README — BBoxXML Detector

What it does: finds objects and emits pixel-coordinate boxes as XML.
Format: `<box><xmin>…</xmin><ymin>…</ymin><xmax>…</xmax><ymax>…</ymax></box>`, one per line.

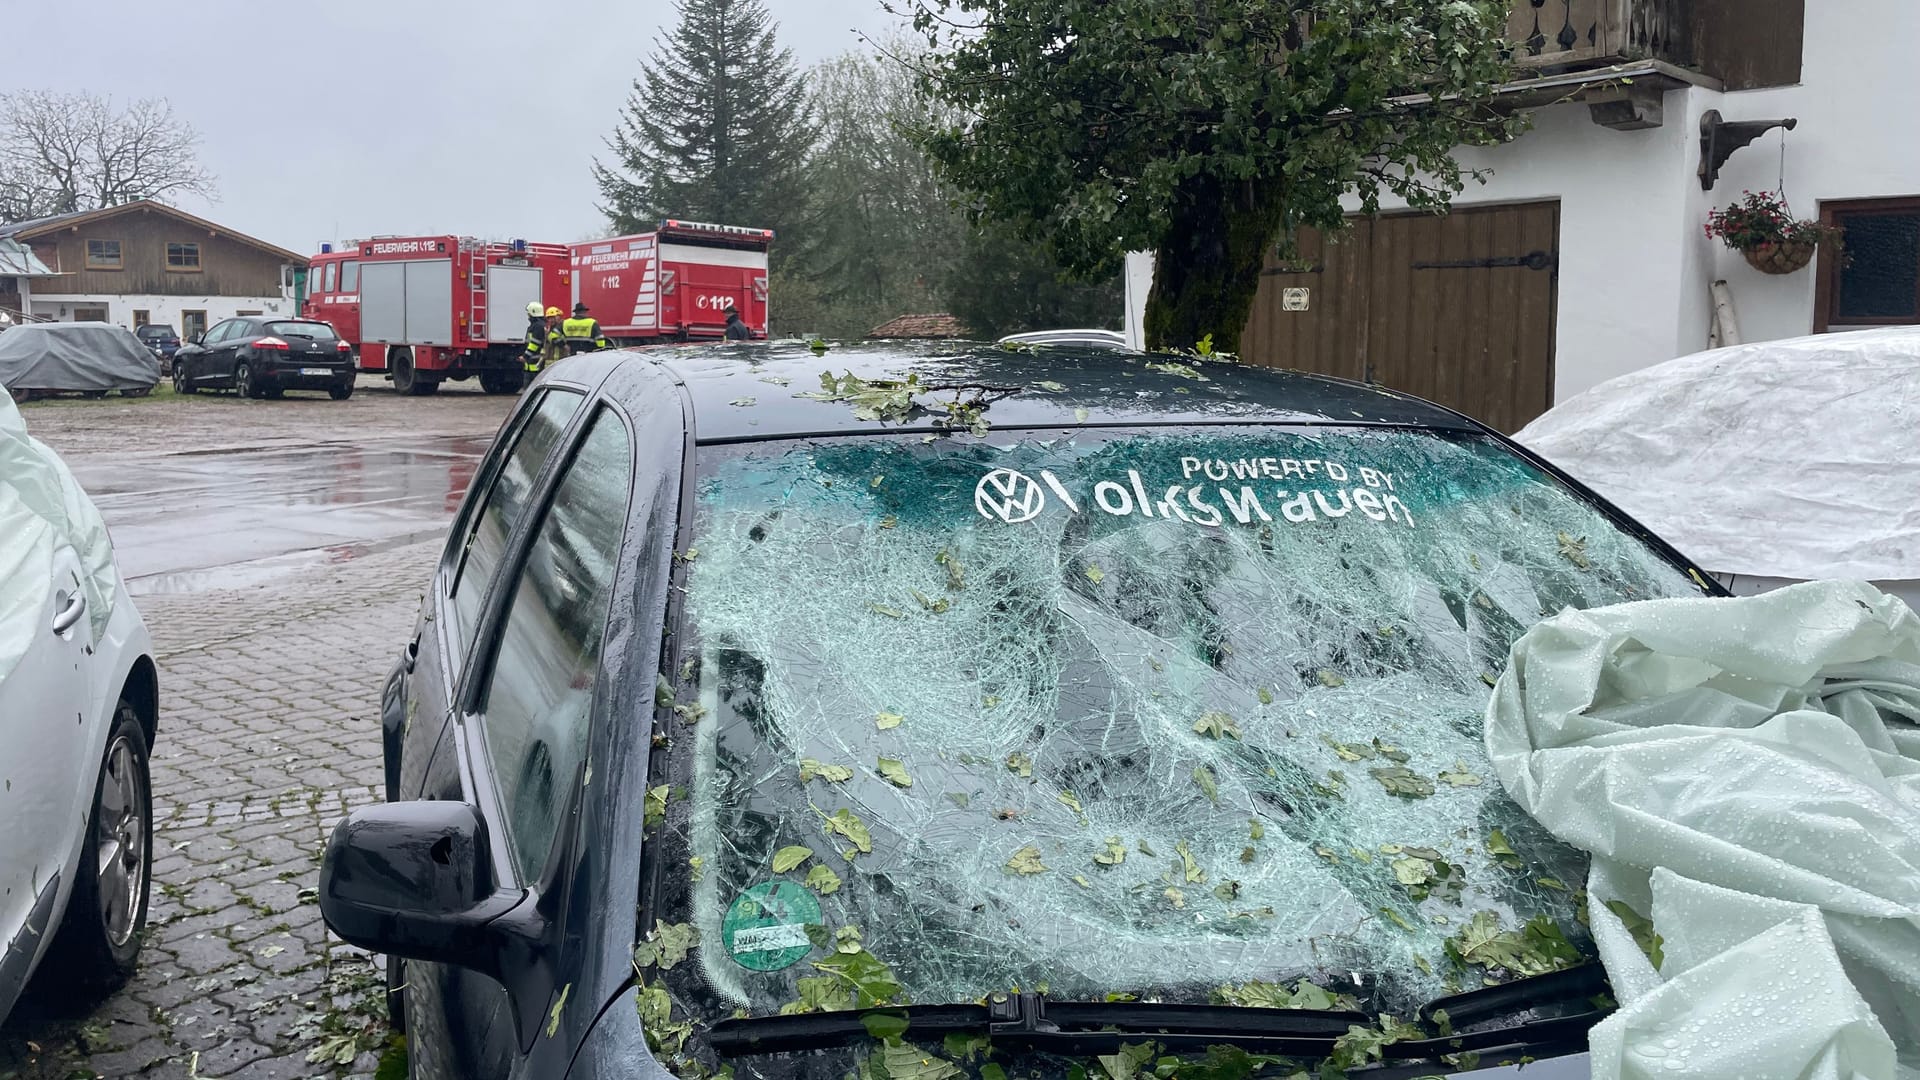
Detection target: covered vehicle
<box><xmin>320</xmin><ymin>342</ymin><xmax>1717</xmax><ymax>1079</ymax></box>
<box><xmin>1514</xmin><ymin>327</ymin><xmax>1920</xmax><ymax>611</ymax></box>
<box><xmin>0</xmin><ymin>390</ymin><xmax>158</xmax><ymax>1022</ymax></box>
<box><xmin>0</xmin><ymin>322</ymin><xmax>161</xmax><ymax>399</ymax></box>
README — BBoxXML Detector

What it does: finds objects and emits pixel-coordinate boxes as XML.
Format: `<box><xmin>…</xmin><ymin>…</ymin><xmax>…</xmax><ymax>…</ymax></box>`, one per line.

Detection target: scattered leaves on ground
<box><xmin>1094</xmin><ymin>837</ymin><xmax>1128</xmax><ymax>866</ymax></box>
<box><xmin>1006</xmin><ymin>751</ymin><xmax>1034</xmax><ymax>778</ymax></box>
<box><xmin>1176</xmin><ymin>841</ymin><xmax>1207</xmax><ymax>883</ymax></box>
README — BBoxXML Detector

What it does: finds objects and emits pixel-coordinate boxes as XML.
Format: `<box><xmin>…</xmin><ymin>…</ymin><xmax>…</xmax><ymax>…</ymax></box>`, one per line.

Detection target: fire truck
<box><xmin>304</xmin><ymin>236</ymin><xmax>571</xmax><ymax>395</ymax></box>
<box><xmin>569</xmin><ymin>220</ymin><xmax>771</xmax><ymax>345</ymax></box>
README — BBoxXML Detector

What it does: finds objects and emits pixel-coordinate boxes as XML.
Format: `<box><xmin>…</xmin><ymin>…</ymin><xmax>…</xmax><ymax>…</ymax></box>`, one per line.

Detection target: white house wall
<box><xmin>26</xmin><ymin>293</ymin><xmax>295</xmax><ymax>332</ymax></box>
<box><xmin>1696</xmin><ymin>0</ymin><xmax>1920</xmax><ymax>346</ymax></box>
<box><xmin>1122</xmin><ymin>0</ymin><xmax>1920</xmax><ymax>402</ymax></box>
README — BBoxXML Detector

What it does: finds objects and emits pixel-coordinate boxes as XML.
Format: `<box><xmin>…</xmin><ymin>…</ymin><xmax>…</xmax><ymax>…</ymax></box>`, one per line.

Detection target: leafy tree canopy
<box><xmin>896</xmin><ymin>0</ymin><xmax>1521</xmax><ymax>351</ymax></box>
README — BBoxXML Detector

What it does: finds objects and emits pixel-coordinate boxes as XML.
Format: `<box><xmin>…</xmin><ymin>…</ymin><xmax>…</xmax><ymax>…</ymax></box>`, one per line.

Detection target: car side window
<box><xmin>476</xmin><ymin>409</ymin><xmax>633</xmax><ymax>883</ymax></box>
<box><xmin>447</xmin><ymin>389</ymin><xmax>585</xmax><ymax>658</ymax></box>
<box><xmin>204</xmin><ymin>320</ymin><xmax>232</xmax><ymax>344</ymax></box>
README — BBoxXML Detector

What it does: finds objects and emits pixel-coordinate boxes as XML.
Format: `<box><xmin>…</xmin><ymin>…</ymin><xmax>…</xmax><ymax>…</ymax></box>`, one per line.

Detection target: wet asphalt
<box><xmin>67</xmin><ymin>435</ymin><xmax>494</xmax><ymax>597</ymax></box>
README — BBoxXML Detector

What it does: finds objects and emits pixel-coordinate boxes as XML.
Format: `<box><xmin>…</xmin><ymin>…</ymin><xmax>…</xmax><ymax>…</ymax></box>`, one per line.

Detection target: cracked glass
<box><xmin>642</xmin><ymin>425</ymin><xmax>1701</xmax><ymax>1074</ymax></box>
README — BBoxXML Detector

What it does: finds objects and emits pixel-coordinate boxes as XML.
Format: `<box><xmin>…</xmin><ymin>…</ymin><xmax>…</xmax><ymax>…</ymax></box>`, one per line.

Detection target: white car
<box><xmin>0</xmin><ymin>391</ymin><xmax>157</xmax><ymax>1022</ymax></box>
<box><xmin>1515</xmin><ymin>327</ymin><xmax>1920</xmax><ymax>612</ymax></box>
<box><xmin>996</xmin><ymin>328</ymin><xmax>1131</xmax><ymax>350</ymax></box>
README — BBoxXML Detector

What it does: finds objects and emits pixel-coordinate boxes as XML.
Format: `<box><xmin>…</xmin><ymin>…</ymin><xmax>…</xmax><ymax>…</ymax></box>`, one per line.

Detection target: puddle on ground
<box><xmin>127</xmin><ymin>528</ymin><xmax>445</xmax><ymax>597</ymax></box>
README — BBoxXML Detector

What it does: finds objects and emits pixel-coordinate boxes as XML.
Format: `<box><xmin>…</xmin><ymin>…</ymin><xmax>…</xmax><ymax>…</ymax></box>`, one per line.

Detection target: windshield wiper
<box><xmin>708</xmin><ymin>990</ymin><xmax>1368</xmax><ymax>1058</ymax></box>
<box><xmin>1383</xmin><ymin>964</ymin><xmax>1612</xmax><ymax>1061</ymax></box>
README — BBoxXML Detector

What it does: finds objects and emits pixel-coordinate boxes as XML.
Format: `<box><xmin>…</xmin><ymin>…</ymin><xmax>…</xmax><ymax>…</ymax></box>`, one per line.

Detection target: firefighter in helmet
<box><xmin>543</xmin><ymin>307</ymin><xmax>567</xmax><ymax>367</ymax></box>
<box><xmin>562</xmin><ymin>302</ymin><xmax>610</xmax><ymax>355</ymax></box>
<box><xmin>521</xmin><ymin>300</ymin><xmax>547</xmax><ymax>387</ymax></box>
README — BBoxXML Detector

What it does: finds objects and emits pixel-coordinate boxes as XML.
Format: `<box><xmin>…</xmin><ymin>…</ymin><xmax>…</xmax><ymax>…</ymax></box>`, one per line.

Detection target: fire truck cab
<box><xmin>305</xmin><ymin>236</ymin><xmax>570</xmax><ymax>395</ymax></box>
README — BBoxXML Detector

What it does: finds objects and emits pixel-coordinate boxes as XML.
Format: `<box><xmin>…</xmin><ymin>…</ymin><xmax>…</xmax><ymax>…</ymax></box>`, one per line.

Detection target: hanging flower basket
<box><xmin>1742</xmin><ymin>240</ymin><xmax>1816</xmax><ymax>275</ymax></box>
<box><xmin>1705</xmin><ymin>191</ymin><xmax>1841</xmax><ymax>276</ymax></box>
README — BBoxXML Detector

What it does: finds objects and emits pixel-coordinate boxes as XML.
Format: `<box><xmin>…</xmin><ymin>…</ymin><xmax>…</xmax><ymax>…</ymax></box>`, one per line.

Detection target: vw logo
<box><xmin>975</xmin><ymin>469</ymin><xmax>1046</xmax><ymax>524</ymax></box>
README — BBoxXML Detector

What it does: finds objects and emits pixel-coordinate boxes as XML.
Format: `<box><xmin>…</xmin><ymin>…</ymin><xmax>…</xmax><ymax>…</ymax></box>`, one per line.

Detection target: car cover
<box><xmin>1513</xmin><ymin>328</ymin><xmax>1920</xmax><ymax>588</ymax></box>
<box><xmin>0</xmin><ymin>389</ymin><xmax>117</xmax><ymax>688</ymax></box>
<box><xmin>0</xmin><ymin>322</ymin><xmax>160</xmax><ymax>393</ymax></box>
<box><xmin>1487</xmin><ymin>580</ymin><xmax>1920</xmax><ymax>1079</ymax></box>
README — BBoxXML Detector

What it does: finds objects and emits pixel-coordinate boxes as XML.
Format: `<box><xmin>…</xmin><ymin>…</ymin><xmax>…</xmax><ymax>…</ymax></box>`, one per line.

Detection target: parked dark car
<box><xmin>319</xmin><ymin>342</ymin><xmax>1718</xmax><ymax>1080</ymax></box>
<box><xmin>172</xmin><ymin>317</ymin><xmax>356</xmax><ymax>400</ymax></box>
<box><xmin>134</xmin><ymin>324</ymin><xmax>180</xmax><ymax>373</ymax></box>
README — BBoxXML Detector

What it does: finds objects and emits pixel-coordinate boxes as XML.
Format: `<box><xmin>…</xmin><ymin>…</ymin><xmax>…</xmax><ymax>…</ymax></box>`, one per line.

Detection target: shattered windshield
<box><xmin>639</xmin><ymin>425</ymin><xmax>1699</xmax><ymax>1075</ymax></box>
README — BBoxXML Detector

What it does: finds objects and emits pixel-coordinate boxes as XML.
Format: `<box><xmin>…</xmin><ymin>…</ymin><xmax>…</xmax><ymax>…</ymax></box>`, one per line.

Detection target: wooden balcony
<box><xmin>1508</xmin><ymin>0</ymin><xmax>1692</xmax><ymax>73</ymax></box>
<box><xmin>1505</xmin><ymin>0</ymin><xmax>1803</xmax><ymax>92</ymax></box>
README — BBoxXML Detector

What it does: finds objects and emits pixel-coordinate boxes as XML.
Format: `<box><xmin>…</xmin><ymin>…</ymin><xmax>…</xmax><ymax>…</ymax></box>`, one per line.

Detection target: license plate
<box><xmin>300</xmin><ymin>367</ymin><xmax>331</xmax><ymax>376</ymax></box>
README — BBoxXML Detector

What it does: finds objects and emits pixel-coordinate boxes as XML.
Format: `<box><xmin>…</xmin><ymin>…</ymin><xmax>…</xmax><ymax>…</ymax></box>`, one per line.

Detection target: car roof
<box><xmin>615</xmin><ymin>339</ymin><xmax>1482</xmax><ymax>443</ymax></box>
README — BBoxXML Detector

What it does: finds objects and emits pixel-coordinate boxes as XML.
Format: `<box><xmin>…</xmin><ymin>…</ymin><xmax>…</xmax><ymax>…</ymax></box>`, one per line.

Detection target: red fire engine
<box><xmin>304</xmin><ymin>236</ymin><xmax>571</xmax><ymax>395</ymax></box>
<box><xmin>569</xmin><ymin>220</ymin><xmax>771</xmax><ymax>344</ymax></box>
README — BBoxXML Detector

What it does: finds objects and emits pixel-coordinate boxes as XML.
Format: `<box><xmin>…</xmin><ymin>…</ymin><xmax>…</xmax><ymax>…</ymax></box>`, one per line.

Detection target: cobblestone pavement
<box><xmin>2</xmin><ymin>383</ymin><xmax>513</xmax><ymax>1079</ymax></box>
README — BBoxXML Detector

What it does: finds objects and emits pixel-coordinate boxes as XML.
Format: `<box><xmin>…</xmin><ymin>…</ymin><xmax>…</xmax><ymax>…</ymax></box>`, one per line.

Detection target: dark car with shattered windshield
<box><xmin>319</xmin><ymin>341</ymin><xmax>1714</xmax><ymax>1080</ymax></box>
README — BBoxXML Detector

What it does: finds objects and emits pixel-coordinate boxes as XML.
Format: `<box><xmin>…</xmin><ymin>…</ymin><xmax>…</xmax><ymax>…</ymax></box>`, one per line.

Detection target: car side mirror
<box><xmin>319</xmin><ymin>801</ymin><xmax>524</xmax><ymax>978</ymax></box>
<box><xmin>189</xmin><ymin>333</ymin><xmax>204</xmax><ymax>345</ymax></box>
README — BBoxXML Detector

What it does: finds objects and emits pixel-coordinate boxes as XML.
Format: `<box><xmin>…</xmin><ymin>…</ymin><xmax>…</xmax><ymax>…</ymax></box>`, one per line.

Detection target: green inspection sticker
<box><xmin>721</xmin><ymin>881</ymin><xmax>822</xmax><ymax>972</ymax></box>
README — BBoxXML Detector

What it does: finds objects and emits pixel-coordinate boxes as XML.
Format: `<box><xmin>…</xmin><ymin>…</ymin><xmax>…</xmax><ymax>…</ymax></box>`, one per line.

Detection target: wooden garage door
<box><xmin>1242</xmin><ymin>202</ymin><xmax>1560</xmax><ymax>434</ymax></box>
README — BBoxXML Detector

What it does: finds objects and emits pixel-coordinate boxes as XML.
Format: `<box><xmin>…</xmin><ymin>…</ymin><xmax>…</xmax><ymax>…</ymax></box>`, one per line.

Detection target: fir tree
<box><xmin>594</xmin><ymin>0</ymin><xmax>814</xmax><ymax>256</ymax></box>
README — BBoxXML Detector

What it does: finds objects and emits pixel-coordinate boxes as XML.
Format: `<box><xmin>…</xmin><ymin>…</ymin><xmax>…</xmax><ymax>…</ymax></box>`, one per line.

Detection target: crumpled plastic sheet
<box><xmin>1486</xmin><ymin>580</ymin><xmax>1920</xmax><ymax>1079</ymax></box>
<box><xmin>0</xmin><ymin>390</ymin><xmax>116</xmax><ymax>686</ymax></box>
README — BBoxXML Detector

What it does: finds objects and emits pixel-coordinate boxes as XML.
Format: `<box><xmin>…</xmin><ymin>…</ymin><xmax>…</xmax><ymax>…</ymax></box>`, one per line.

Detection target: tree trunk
<box><xmin>1142</xmin><ymin>175</ymin><xmax>1288</xmax><ymax>355</ymax></box>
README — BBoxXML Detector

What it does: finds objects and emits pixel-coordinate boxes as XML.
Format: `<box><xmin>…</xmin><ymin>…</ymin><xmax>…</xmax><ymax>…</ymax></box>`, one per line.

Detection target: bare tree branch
<box><xmin>0</xmin><ymin>90</ymin><xmax>216</xmax><ymax>223</ymax></box>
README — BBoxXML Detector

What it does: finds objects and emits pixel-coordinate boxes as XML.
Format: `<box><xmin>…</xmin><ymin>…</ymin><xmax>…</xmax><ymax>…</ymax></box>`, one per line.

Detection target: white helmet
<box><xmin>527</xmin><ymin>300</ymin><xmax>544</xmax><ymax>318</ymax></box>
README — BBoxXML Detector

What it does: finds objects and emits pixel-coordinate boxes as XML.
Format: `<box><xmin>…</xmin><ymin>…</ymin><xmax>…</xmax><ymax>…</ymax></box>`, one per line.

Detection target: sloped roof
<box><xmin>0</xmin><ymin>200</ymin><xmax>303</xmax><ymax>263</ymax></box>
<box><xmin>0</xmin><ymin>238</ymin><xmax>56</xmax><ymax>277</ymax></box>
<box><xmin>867</xmin><ymin>312</ymin><xmax>973</xmax><ymax>339</ymax></box>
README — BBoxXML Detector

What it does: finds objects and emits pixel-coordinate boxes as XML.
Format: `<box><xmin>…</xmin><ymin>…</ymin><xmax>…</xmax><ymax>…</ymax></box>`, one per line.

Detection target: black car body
<box><xmin>320</xmin><ymin>342</ymin><xmax>1719</xmax><ymax>1080</ymax></box>
<box><xmin>134</xmin><ymin>324</ymin><xmax>180</xmax><ymax>372</ymax></box>
<box><xmin>172</xmin><ymin>316</ymin><xmax>356</xmax><ymax>399</ymax></box>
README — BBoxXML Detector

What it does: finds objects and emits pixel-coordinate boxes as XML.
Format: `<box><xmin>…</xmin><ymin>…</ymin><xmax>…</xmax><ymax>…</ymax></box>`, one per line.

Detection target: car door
<box><xmin>396</xmin><ymin>387</ymin><xmax>591</xmax><ymax>805</ymax></box>
<box><xmin>0</xmin><ymin>545</ymin><xmax>98</xmax><ymax>1014</ymax></box>
<box><xmin>221</xmin><ymin>320</ymin><xmax>259</xmax><ymax>382</ymax></box>
<box><xmin>188</xmin><ymin>320</ymin><xmax>231</xmax><ymax>386</ymax></box>
<box><xmin>407</xmin><ymin>406</ymin><xmax>635</xmax><ymax>1080</ymax></box>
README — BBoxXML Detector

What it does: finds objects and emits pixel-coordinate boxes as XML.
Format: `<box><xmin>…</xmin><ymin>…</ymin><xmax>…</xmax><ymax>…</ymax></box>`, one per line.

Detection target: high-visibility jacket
<box><xmin>543</xmin><ymin>322</ymin><xmax>567</xmax><ymax>366</ymax></box>
<box><xmin>562</xmin><ymin>317</ymin><xmax>609</xmax><ymax>354</ymax></box>
<box><xmin>523</xmin><ymin>318</ymin><xmax>547</xmax><ymax>372</ymax></box>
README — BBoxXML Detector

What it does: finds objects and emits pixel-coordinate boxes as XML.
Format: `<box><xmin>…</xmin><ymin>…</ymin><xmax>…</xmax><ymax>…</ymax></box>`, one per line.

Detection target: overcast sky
<box><xmin>5</xmin><ymin>0</ymin><xmax>902</xmax><ymax>253</ymax></box>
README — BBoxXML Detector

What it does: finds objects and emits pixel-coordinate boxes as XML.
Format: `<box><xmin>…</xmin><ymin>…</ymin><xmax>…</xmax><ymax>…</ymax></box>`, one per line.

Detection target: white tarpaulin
<box><xmin>1487</xmin><ymin>581</ymin><xmax>1920</xmax><ymax>1079</ymax></box>
<box><xmin>1513</xmin><ymin>328</ymin><xmax>1920</xmax><ymax>586</ymax></box>
<box><xmin>0</xmin><ymin>388</ymin><xmax>116</xmax><ymax>687</ymax></box>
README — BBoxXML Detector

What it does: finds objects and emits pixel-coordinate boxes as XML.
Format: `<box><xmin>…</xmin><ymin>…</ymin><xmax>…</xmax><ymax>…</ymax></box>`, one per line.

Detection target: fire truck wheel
<box><xmin>479</xmin><ymin>371</ymin><xmax>520</xmax><ymax>395</ymax></box>
<box><xmin>391</xmin><ymin>349</ymin><xmax>438</xmax><ymax>396</ymax></box>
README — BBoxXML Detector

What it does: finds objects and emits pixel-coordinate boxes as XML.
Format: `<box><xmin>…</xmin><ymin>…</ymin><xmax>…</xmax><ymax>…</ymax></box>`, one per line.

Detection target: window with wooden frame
<box><xmin>1816</xmin><ymin>196</ymin><xmax>1920</xmax><ymax>331</ymax></box>
<box><xmin>85</xmin><ymin>239</ymin><xmax>123</xmax><ymax>269</ymax></box>
<box><xmin>166</xmin><ymin>241</ymin><xmax>202</xmax><ymax>271</ymax></box>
